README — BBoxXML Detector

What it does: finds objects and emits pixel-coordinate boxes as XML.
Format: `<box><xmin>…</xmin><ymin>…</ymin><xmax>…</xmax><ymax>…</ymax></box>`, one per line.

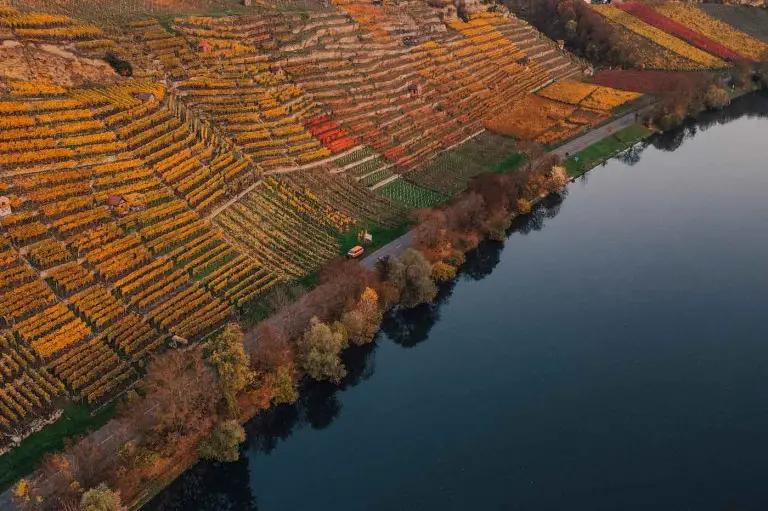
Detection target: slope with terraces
<box><xmin>166</xmin><ymin>6</ymin><xmax>584</xmax><ymax>191</ymax></box>
<box><xmin>0</xmin><ymin>0</ymin><xmax>589</xmax><ymax>452</ymax></box>
<box><xmin>0</xmin><ymin>77</ymin><xmax>292</xmax><ymax>440</ymax></box>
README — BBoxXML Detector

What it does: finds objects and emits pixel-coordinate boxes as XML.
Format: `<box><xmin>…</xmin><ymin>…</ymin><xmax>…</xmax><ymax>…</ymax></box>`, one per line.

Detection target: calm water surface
<box><xmin>149</xmin><ymin>94</ymin><xmax>768</xmax><ymax>511</ymax></box>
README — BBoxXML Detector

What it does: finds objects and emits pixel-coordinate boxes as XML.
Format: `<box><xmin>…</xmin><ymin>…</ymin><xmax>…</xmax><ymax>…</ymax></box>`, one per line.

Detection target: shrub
<box><xmin>104</xmin><ymin>53</ymin><xmax>132</xmax><ymax>77</ymax></box>
<box><xmin>485</xmin><ymin>215</ymin><xmax>512</xmax><ymax>242</ymax></box>
<box><xmin>704</xmin><ymin>85</ymin><xmax>731</xmax><ymax>109</ymax></box>
<box><xmin>295</xmin><ymin>317</ymin><xmax>347</xmax><ymax>382</ymax></box>
<box><xmin>207</xmin><ymin>323</ymin><xmax>251</xmax><ymax>415</ymax></box>
<box><xmin>270</xmin><ymin>365</ymin><xmax>299</xmax><ymax>405</ymax></box>
<box><xmin>432</xmin><ymin>262</ymin><xmax>457</xmax><ymax>281</ymax></box>
<box><xmin>81</xmin><ymin>484</ymin><xmax>121</xmax><ymax>511</ymax></box>
<box><xmin>387</xmin><ymin>249</ymin><xmax>437</xmax><ymax>309</ymax></box>
<box><xmin>444</xmin><ymin>249</ymin><xmax>466</xmax><ymax>267</ymax></box>
<box><xmin>199</xmin><ymin>420</ymin><xmax>246</xmax><ymax>463</ymax></box>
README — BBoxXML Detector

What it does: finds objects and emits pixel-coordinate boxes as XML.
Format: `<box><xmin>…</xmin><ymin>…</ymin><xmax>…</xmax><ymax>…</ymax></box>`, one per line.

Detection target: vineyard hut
<box><xmin>408</xmin><ymin>82</ymin><xmax>423</xmax><ymax>97</ymax></box>
<box><xmin>107</xmin><ymin>193</ymin><xmax>127</xmax><ymax>215</ymax></box>
<box><xmin>123</xmin><ymin>193</ymin><xmax>146</xmax><ymax>215</ymax></box>
<box><xmin>107</xmin><ymin>194</ymin><xmax>124</xmax><ymax>208</ymax></box>
<box><xmin>107</xmin><ymin>193</ymin><xmax>146</xmax><ymax>216</ymax></box>
<box><xmin>0</xmin><ymin>196</ymin><xmax>10</xmax><ymax>218</ymax></box>
<box><xmin>171</xmin><ymin>335</ymin><xmax>189</xmax><ymax>347</ymax></box>
<box><xmin>243</xmin><ymin>0</ymin><xmax>252</xmax><ymax>5</ymax></box>
<box><xmin>137</xmin><ymin>92</ymin><xmax>156</xmax><ymax>102</ymax></box>
<box><xmin>198</xmin><ymin>41</ymin><xmax>213</xmax><ymax>54</ymax></box>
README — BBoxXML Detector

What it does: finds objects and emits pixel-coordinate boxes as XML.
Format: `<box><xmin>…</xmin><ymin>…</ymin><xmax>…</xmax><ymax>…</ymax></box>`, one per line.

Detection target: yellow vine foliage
<box><xmin>593</xmin><ymin>5</ymin><xmax>724</xmax><ymax>68</ymax></box>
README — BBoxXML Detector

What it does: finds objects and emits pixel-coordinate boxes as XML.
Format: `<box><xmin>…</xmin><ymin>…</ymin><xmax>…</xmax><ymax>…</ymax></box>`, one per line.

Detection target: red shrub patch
<box><xmin>591</xmin><ymin>70</ymin><xmax>712</xmax><ymax>94</ymax></box>
<box><xmin>304</xmin><ymin>115</ymin><xmax>358</xmax><ymax>154</ymax></box>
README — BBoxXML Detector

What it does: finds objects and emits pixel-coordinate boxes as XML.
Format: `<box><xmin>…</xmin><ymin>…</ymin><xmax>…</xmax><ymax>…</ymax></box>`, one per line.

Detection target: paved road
<box><xmin>551</xmin><ymin>112</ymin><xmax>637</xmax><ymax>159</ymax></box>
<box><xmin>360</xmin><ymin>231</ymin><xmax>413</xmax><ymax>269</ymax></box>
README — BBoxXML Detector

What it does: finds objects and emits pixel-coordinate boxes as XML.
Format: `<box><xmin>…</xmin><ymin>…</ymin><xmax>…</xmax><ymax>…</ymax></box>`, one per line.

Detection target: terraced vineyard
<box><xmin>376</xmin><ymin>179</ymin><xmax>447</xmax><ymax>210</ymax></box>
<box><xmin>593</xmin><ymin>4</ymin><xmax>725</xmax><ymax>69</ymax></box>
<box><xmin>591</xmin><ymin>2</ymin><xmax>768</xmax><ymax>70</ymax></box>
<box><xmin>0</xmin><ymin>77</ymin><xmax>280</xmax><ymax>440</ymax></box>
<box><xmin>0</xmin><ymin>0</ymin><xmax>762</xmax><ymax>456</ymax></box>
<box><xmin>483</xmin><ymin>81</ymin><xmax>639</xmax><ymax>146</ymax></box>
<box><xmin>652</xmin><ymin>3</ymin><xmax>768</xmax><ymax>61</ymax></box>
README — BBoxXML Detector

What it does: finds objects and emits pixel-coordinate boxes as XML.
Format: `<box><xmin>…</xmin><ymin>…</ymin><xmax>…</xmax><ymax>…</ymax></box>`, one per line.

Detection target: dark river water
<box><xmin>148</xmin><ymin>93</ymin><xmax>768</xmax><ymax>511</ymax></box>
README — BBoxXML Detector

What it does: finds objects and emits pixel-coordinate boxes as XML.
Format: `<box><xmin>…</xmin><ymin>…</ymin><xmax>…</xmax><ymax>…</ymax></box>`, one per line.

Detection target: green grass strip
<box><xmin>0</xmin><ymin>401</ymin><xmax>115</xmax><ymax>491</ymax></box>
<box><xmin>564</xmin><ymin>125</ymin><xmax>653</xmax><ymax>177</ymax></box>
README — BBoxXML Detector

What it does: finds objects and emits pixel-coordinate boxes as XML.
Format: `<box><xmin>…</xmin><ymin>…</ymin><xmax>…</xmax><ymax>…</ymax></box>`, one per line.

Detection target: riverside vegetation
<box><xmin>11</xmin><ymin>162</ymin><xmax>568</xmax><ymax>511</ymax></box>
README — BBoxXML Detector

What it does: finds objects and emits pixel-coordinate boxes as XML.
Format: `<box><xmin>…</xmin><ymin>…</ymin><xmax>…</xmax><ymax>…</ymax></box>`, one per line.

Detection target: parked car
<box><xmin>347</xmin><ymin>245</ymin><xmax>365</xmax><ymax>258</ymax></box>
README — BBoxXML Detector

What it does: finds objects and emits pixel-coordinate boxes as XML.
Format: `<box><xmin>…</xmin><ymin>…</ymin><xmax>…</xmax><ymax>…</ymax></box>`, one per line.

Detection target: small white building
<box><xmin>0</xmin><ymin>196</ymin><xmax>11</xmax><ymax>218</ymax></box>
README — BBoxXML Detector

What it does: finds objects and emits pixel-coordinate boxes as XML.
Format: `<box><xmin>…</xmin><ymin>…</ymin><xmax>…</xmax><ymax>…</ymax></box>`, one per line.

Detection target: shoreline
<box><xmin>161</xmin><ymin>92</ymin><xmax>768</xmax><ymax>510</ymax></box>
<box><xmin>0</xmin><ymin>108</ymin><xmax>648</xmax><ymax>511</ymax></box>
<box><xmin>7</xmin><ymin>88</ymin><xmax>744</xmax><ymax>508</ymax></box>
<box><xmin>127</xmin><ymin>110</ymin><xmax>654</xmax><ymax>510</ymax></box>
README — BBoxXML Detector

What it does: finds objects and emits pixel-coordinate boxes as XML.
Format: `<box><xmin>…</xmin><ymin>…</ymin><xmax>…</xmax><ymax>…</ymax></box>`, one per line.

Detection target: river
<box><xmin>148</xmin><ymin>93</ymin><xmax>768</xmax><ymax>511</ymax></box>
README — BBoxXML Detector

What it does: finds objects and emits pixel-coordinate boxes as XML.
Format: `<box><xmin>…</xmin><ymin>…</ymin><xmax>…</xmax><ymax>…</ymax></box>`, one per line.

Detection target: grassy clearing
<box><xmin>337</xmin><ymin>220</ymin><xmax>415</xmax><ymax>257</ymax></box>
<box><xmin>264</xmin><ymin>220</ymin><xmax>414</xmax><ymax>301</ymax></box>
<box><xmin>564</xmin><ymin>124</ymin><xmax>653</xmax><ymax>177</ymax></box>
<box><xmin>491</xmin><ymin>152</ymin><xmax>525</xmax><ymax>174</ymax></box>
<box><xmin>0</xmin><ymin>401</ymin><xmax>114</xmax><ymax>491</ymax></box>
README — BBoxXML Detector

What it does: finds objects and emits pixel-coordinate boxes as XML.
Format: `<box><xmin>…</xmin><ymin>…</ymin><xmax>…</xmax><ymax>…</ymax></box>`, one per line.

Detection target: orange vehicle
<box><xmin>347</xmin><ymin>245</ymin><xmax>364</xmax><ymax>258</ymax></box>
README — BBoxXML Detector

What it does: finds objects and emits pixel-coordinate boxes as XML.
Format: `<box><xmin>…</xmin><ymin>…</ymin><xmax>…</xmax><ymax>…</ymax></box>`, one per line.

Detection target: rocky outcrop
<box><xmin>0</xmin><ymin>39</ymin><xmax>117</xmax><ymax>90</ymax></box>
<box><xmin>454</xmin><ymin>0</ymin><xmax>485</xmax><ymax>20</ymax></box>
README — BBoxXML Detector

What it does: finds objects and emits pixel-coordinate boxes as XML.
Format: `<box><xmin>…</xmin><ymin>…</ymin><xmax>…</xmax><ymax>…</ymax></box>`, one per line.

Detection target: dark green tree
<box><xmin>388</xmin><ymin>249</ymin><xmax>438</xmax><ymax>309</ymax></box>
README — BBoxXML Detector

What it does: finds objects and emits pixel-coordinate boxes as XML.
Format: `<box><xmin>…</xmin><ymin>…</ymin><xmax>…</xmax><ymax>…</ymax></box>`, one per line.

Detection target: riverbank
<box><xmin>563</xmin><ymin>124</ymin><xmax>654</xmax><ymax>178</ymax></box>
<box><xmin>147</xmin><ymin>90</ymin><xmax>768</xmax><ymax>511</ymax></box>
<box><xmin>125</xmin><ymin>112</ymin><xmax>651</xmax><ymax>510</ymax></box>
<box><xmin>0</xmin><ymin>96</ymin><xmax>707</xmax><ymax>508</ymax></box>
<box><xmin>129</xmin><ymin>90</ymin><xmax>766</xmax><ymax>509</ymax></box>
<box><xmin>143</xmin><ymin>116</ymin><xmax>654</xmax><ymax>502</ymax></box>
